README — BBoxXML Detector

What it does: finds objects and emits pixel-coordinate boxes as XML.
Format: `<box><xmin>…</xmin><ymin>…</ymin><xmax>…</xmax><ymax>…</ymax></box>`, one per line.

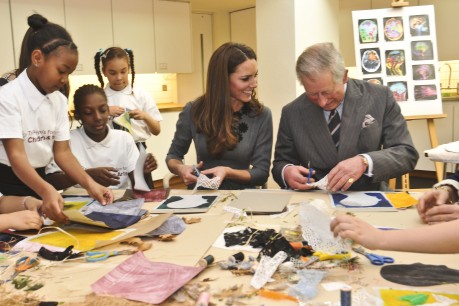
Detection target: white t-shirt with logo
<box><xmin>105</xmin><ymin>84</ymin><xmax>163</xmax><ymax>142</ymax></box>
<box><xmin>46</xmin><ymin>127</ymin><xmax>139</xmax><ymax>189</ymax></box>
<box><xmin>0</xmin><ymin>70</ymin><xmax>70</xmax><ymax>168</ymax></box>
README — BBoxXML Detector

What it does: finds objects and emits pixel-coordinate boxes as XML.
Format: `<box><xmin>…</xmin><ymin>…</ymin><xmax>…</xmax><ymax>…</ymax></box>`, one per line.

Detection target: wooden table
<box><xmin>1</xmin><ymin>189</ymin><xmax>459</xmax><ymax>305</ymax></box>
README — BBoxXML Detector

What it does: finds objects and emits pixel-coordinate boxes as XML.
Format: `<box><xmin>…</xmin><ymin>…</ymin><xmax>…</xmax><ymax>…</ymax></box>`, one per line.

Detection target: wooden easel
<box><xmin>389</xmin><ymin>114</ymin><xmax>447</xmax><ymax>191</ymax></box>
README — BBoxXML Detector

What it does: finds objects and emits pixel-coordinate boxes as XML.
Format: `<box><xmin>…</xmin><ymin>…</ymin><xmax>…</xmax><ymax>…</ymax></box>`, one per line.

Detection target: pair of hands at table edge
<box><xmin>417</xmin><ymin>185</ymin><xmax>459</xmax><ymax>224</ymax></box>
<box><xmin>284</xmin><ymin>155</ymin><xmax>367</xmax><ymax>191</ymax></box>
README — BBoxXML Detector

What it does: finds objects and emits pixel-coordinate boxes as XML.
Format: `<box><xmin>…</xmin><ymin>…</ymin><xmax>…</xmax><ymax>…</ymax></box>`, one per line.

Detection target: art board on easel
<box><xmin>352</xmin><ymin>5</ymin><xmax>442</xmax><ymax>116</ymax></box>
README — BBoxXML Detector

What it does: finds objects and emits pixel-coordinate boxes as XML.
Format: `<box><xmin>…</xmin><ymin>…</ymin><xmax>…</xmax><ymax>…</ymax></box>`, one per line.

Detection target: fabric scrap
<box><xmin>91</xmin><ymin>251</ymin><xmax>204</xmax><ymax>304</ymax></box>
<box><xmin>381</xmin><ymin>263</ymin><xmax>459</xmax><ymax>286</ymax></box>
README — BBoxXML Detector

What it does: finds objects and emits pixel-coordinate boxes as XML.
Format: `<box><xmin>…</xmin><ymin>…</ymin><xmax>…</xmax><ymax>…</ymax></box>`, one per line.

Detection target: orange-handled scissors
<box><xmin>15</xmin><ymin>256</ymin><xmax>40</xmax><ymax>273</ymax></box>
<box><xmin>10</xmin><ymin>256</ymin><xmax>40</xmax><ymax>280</ymax></box>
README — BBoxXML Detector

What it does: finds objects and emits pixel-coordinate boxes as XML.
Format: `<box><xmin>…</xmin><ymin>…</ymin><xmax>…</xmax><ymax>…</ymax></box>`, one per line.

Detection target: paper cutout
<box><xmin>300</xmin><ymin>202</ymin><xmax>350</xmax><ymax>254</ymax></box>
<box><xmin>152</xmin><ymin>195</ymin><xmax>219</xmax><ymax>213</ymax></box>
<box><xmin>330</xmin><ymin>192</ymin><xmax>396</xmax><ymax>211</ymax></box>
<box><xmin>308</xmin><ymin>175</ymin><xmax>328</xmax><ymax>190</ymax></box>
<box><xmin>91</xmin><ymin>252</ymin><xmax>204</xmax><ymax>304</ymax></box>
<box><xmin>113</xmin><ymin>112</ymin><xmax>134</xmax><ymax>134</ymax></box>
<box><xmin>133</xmin><ymin>145</ymin><xmax>150</xmax><ymax>192</ymax></box>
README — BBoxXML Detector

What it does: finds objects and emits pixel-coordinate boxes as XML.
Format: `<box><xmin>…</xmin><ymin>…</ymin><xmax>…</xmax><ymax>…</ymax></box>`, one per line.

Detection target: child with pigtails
<box><xmin>94</xmin><ymin>47</ymin><xmax>162</xmax><ymax>188</ymax></box>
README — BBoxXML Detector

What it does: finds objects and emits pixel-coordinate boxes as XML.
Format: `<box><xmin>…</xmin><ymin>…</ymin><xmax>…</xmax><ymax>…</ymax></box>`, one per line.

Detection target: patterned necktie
<box><xmin>328</xmin><ymin>109</ymin><xmax>341</xmax><ymax>148</ymax></box>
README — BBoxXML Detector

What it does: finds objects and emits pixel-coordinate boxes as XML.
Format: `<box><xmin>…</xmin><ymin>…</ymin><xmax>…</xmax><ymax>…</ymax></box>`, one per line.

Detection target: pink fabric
<box><xmin>91</xmin><ymin>252</ymin><xmax>204</xmax><ymax>304</ymax></box>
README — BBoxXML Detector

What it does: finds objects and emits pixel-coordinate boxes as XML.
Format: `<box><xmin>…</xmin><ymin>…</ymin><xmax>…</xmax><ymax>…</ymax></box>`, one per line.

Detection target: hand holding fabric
<box><xmin>143</xmin><ymin>153</ymin><xmax>158</xmax><ymax>174</ymax></box>
<box><xmin>284</xmin><ymin>165</ymin><xmax>315</xmax><ymax>190</ymax></box>
<box><xmin>330</xmin><ymin>214</ymin><xmax>382</xmax><ymax>250</ymax></box>
<box><xmin>327</xmin><ymin>156</ymin><xmax>366</xmax><ymax>192</ymax></box>
<box><xmin>40</xmin><ymin>186</ymin><xmax>67</xmax><ymax>222</ymax></box>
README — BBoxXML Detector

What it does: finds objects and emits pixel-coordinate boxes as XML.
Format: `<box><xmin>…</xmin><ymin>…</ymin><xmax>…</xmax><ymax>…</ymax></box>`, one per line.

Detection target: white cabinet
<box><xmin>0</xmin><ymin>0</ymin><xmax>14</xmax><ymax>73</ymax></box>
<box><xmin>112</xmin><ymin>0</ymin><xmax>156</xmax><ymax>73</ymax></box>
<box><xmin>153</xmin><ymin>0</ymin><xmax>193</xmax><ymax>73</ymax></box>
<box><xmin>64</xmin><ymin>0</ymin><xmax>112</xmax><ymax>75</ymax></box>
<box><xmin>10</xmin><ymin>0</ymin><xmax>65</xmax><ymax>69</ymax></box>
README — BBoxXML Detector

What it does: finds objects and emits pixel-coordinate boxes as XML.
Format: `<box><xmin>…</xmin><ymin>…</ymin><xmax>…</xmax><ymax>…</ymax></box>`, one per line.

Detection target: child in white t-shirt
<box><xmin>94</xmin><ymin>47</ymin><xmax>162</xmax><ymax>142</ymax></box>
<box><xmin>0</xmin><ymin>14</ymin><xmax>113</xmax><ymax>223</ymax></box>
<box><xmin>46</xmin><ymin>85</ymin><xmax>157</xmax><ymax>190</ymax></box>
<box><xmin>94</xmin><ymin>47</ymin><xmax>162</xmax><ymax>188</ymax></box>
<box><xmin>0</xmin><ymin>193</ymin><xmax>43</xmax><ymax>231</ymax></box>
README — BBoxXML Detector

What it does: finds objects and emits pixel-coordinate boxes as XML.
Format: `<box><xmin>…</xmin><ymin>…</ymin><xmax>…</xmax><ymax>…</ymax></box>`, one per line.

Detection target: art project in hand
<box><xmin>92</xmin><ymin>251</ymin><xmax>204</xmax><ymax>304</ymax></box>
<box><xmin>63</xmin><ymin>197</ymin><xmax>148</xmax><ymax>229</ymax></box>
<box><xmin>152</xmin><ymin>195</ymin><xmax>219</xmax><ymax>213</ymax></box>
<box><xmin>113</xmin><ymin>111</ymin><xmax>134</xmax><ymax>134</ymax></box>
<box><xmin>330</xmin><ymin>191</ymin><xmax>396</xmax><ymax>211</ymax></box>
<box><xmin>133</xmin><ymin>144</ymin><xmax>150</xmax><ymax>192</ymax></box>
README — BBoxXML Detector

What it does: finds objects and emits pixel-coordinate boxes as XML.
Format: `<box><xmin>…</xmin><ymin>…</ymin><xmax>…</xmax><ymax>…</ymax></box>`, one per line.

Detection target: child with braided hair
<box><xmin>94</xmin><ymin>47</ymin><xmax>162</xmax><ymax>188</ymax></box>
<box><xmin>0</xmin><ymin>14</ymin><xmax>113</xmax><ymax>223</ymax></box>
<box><xmin>94</xmin><ymin>47</ymin><xmax>162</xmax><ymax>140</ymax></box>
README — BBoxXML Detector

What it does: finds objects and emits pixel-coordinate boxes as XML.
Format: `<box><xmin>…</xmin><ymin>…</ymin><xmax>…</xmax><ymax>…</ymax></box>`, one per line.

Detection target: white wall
<box><xmin>256</xmin><ymin>0</ymin><xmax>339</xmax><ymax>188</ymax></box>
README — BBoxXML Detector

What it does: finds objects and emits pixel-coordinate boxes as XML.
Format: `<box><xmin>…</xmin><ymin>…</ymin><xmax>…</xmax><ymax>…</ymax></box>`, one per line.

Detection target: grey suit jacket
<box><xmin>272</xmin><ymin>78</ymin><xmax>419</xmax><ymax>190</ymax></box>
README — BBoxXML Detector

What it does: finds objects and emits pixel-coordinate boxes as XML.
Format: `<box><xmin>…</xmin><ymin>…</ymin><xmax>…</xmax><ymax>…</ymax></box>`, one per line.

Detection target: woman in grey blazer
<box><xmin>166</xmin><ymin>43</ymin><xmax>273</xmax><ymax>190</ymax></box>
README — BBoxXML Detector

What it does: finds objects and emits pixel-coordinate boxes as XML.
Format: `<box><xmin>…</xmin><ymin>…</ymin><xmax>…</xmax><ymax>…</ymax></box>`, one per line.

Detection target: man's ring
<box><xmin>348</xmin><ymin>178</ymin><xmax>354</xmax><ymax>184</ymax></box>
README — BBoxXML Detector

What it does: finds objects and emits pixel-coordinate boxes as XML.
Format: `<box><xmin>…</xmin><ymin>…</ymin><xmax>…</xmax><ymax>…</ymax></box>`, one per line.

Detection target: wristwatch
<box><xmin>434</xmin><ymin>185</ymin><xmax>455</xmax><ymax>204</ymax></box>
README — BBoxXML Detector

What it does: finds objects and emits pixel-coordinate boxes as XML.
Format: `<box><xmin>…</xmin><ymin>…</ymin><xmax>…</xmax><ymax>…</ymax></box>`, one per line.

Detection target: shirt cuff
<box><xmin>281</xmin><ymin>164</ymin><xmax>294</xmax><ymax>189</ymax></box>
<box><xmin>434</xmin><ymin>179</ymin><xmax>459</xmax><ymax>198</ymax></box>
<box><xmin>359</xmin><ymin>154</ymin><xmax>374</xmax><ymax>177</ymax></box>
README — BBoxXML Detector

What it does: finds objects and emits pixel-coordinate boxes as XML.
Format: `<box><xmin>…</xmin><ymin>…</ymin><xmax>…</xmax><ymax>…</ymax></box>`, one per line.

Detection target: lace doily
<box><xmin>299</xmin><ymin>201</ymin><xmax>350</xmax><ymax>254</ymax></box>
<box><xmin>194</xmin><ymin>174</ymin><xmax>221</xmax><ymax>190</ymax></box>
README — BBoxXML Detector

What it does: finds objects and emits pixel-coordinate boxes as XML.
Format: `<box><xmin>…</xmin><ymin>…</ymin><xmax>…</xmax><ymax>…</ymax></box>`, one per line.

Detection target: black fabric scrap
<box><xmin>224</xmin><ymin>227</ymin><xmax>277</xmax><ymax>248</ymax></box>
<box><xmin>381</xmin><ymin>263</ymin><xmax>459</xmax><ymax>286</ymax></box>
<box><xmin>224</xmin><ymin>227</ymin><xmax>314</xmax><ymax>261</ymax></box>
<box><xmin>38</xmin><ymin>245</ymin><xmax>82</xmax><ymax>261</ymax></box>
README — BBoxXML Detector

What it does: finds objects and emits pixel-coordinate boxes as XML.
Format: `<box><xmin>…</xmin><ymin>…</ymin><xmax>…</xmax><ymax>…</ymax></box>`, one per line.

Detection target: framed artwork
<box><xmin>352</xmin><ymin>5</ymin><xmax>442</xmax><ymax>116</ymax></box>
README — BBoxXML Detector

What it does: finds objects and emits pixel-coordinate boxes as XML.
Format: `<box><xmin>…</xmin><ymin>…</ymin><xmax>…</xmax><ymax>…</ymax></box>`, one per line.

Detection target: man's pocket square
<box><xmin>362</xmin><ymin>114</ymin><xmax>375</xmax><ymax>128</ymax></box>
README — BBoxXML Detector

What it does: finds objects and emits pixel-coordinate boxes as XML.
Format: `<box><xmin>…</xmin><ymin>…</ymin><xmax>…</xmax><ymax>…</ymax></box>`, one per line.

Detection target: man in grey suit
<box><xmin>272</xmin><ymin>43</ymin><xmax>419</xmax><ymax>191</ymax></box>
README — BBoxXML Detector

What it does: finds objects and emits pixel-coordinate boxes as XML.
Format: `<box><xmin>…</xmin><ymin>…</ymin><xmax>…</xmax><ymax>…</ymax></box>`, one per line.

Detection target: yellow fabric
<box><xmin>385</xmin><ymin>192</ymin><xmax>418</xmax><ymax>209</ymax></box>
<box><xmin>380</xmin><ymin>288</ymin><xmax>459</xmax><ymax>305</ymax></box>
<box><xmin>30</xmin><ymin>229</ymin><xmax>124</xmax><ymax>251</ymax></box>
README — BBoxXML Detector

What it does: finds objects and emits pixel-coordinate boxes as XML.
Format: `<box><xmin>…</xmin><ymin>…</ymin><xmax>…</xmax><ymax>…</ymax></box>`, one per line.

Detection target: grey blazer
<box><xmin>272</xmin><ymin>78</ymin><xmax>419</xmax><ymax>190</ymax></box>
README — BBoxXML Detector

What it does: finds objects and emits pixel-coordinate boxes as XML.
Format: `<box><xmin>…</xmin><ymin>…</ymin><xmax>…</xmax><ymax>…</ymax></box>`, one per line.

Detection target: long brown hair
<box><xmin>192</xmin><ymin>42</ymin><xmax>262</xmax><ymax>156</ymax></box>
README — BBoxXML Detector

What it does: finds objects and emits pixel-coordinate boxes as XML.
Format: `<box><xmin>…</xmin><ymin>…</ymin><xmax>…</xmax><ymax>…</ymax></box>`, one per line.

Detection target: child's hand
<box><xmin>9</xmin><ymin>210</ymin><xmax>43</xmax><ymax>230</ymax></box>
<box><xmin>87</xmin><ymin>167</ymin><xmax>120</xmax><ymax>187</ymax></box>
<box><xmin>87</xmin><ymin>184</ymin><xmax>113</xmax><ymax>205</ymax></box>
<box><xmin>128</xmin><ymin>109</ymin><xmax>146</xmax><ymax>120</ymax></box>
<box><xmin>109</xmin><ymin>106</ymin><xmax>125</xmax><ymax>117</ymax></box>
<box><xmin>40</xmin><ymin>187</ymin><xmax>67</xmax><ymax>223</ymax></box>
<box><xmin>23</xmin><ymin>196</ymin><xmax>43</xmax><ymax>212</ymax></box>
<box><xmin>143</xmin><ymin>153</ymin><xmax>158</xmax><ymax>174</ymax></box>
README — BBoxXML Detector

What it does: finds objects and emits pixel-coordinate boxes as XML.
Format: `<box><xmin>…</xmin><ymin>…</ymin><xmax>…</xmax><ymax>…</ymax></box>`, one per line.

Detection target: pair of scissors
<box><xmin>11</xmin><ymin>256</ymin><xmax>40</xmax><ymax>279</ymax></box>
<box><xmin>85</xmin><ymin>250</ymin><xmax>134</xmax><ymax>262</ymax></box>
<box><xmin>352</xmin><ymin>246</ymin><xmax>394</xmax><ymax>265</ymax></box>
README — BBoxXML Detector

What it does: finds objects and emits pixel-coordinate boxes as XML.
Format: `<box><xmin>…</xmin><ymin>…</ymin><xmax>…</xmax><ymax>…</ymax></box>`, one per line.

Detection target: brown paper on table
<box><xmin>25</xmin><ymin>213</ymin><xmax>172</xmax><ymax>252</ymax></box>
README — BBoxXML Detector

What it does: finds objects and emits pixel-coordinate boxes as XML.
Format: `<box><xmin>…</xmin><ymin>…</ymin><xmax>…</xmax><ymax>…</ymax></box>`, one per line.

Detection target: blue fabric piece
<box><xmin>85</xmin><ymin>211</ymin><xmax>142</xmax><ymax>230</ymax></box>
